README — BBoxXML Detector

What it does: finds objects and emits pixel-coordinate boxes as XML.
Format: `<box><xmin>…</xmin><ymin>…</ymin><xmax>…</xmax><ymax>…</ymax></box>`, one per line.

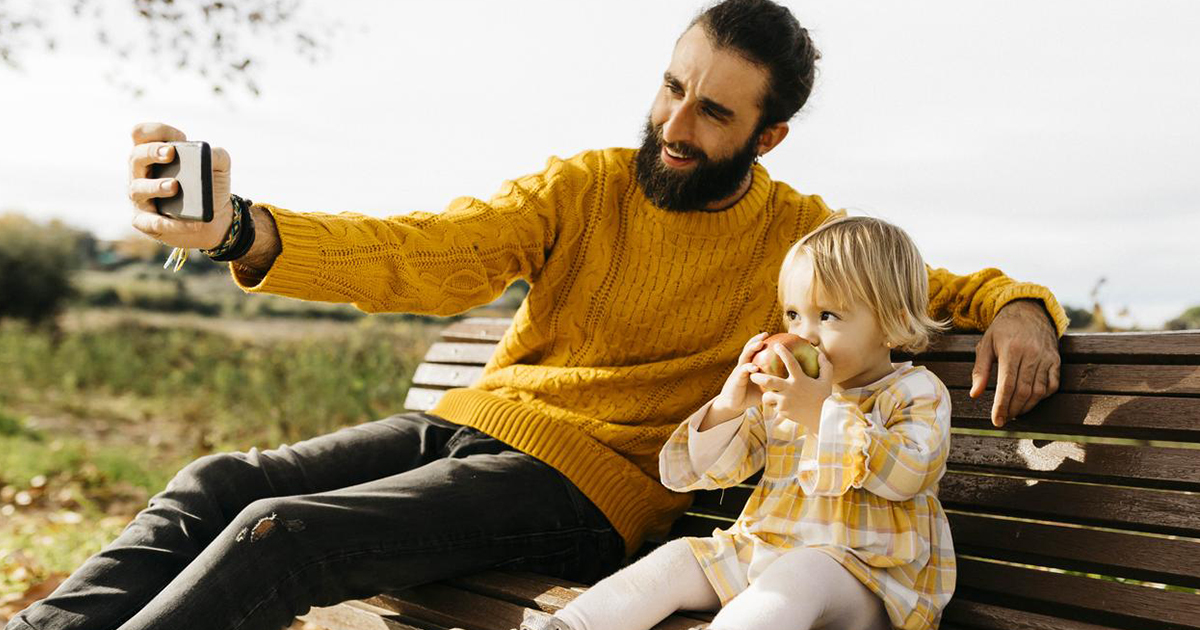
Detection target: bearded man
<box><xmin>9</xmin><ymin>1</ymin><xmax>1065</xmax><ymax>629</ymax></box>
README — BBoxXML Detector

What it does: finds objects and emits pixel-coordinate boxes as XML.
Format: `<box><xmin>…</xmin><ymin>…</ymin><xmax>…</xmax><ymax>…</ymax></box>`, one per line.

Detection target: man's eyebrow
<box><xmin>663</xmin><ymin>72</ymin><xmax>736</xmax><ymax>121</ymax></box>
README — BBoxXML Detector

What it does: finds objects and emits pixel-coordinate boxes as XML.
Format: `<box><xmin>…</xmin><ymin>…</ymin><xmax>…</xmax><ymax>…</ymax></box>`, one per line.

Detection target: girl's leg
<box><xmin>548</xmin><ymin>539</ymin><xmax>720</xmax><ymax>630</ymax></box>
<box><xmin>710</xmin><ymin>548</ymin><xmax>889</xmax><ymax>630</ymax></box>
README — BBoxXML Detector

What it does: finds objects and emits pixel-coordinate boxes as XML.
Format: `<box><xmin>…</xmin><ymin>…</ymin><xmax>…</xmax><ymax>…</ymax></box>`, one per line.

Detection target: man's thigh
<box><xmin>232</xmin><ymin>444</ymin><xmax>625</xmax><ymax>600</ymax></box>
<box><xmin>247</xmin><ymin>412</ymin><xmax>471</xmax><ymax>496</ymax></box>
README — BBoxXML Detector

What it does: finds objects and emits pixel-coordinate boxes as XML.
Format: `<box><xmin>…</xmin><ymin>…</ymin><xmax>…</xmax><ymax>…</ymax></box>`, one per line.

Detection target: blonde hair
<box><xmin>778</xmin><ymin>215</ymin><xmax>949</xmax><ymax>353</ymax></box>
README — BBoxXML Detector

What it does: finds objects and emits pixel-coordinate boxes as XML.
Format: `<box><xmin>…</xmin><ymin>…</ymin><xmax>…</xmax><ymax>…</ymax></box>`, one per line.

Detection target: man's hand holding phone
<box><xmin>128</xmin><ymin>122</ymin><xmax>233</xmax><ymax>250</ymax></box>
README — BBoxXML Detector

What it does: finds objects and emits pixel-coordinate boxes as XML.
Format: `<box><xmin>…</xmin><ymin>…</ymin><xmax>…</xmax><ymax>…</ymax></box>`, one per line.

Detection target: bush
<box><xmin>1166</xmin><ymin>306</ymin><xmax>1200</xmax><ymax>331</ymax></box>
<box><xmin>0</xmin><ymin>213</ymin><xmax>87</xmax><ymax>324</ymax></box>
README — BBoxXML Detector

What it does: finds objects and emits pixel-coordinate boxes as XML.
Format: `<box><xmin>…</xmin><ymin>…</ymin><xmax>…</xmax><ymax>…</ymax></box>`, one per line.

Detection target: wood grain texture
<box><xmin>948</xmin><ymin>433</ymin><xmax>1200</xmax><ymax>488</ymax></box>
<box><xmin>949</xmin><ymin>389</ymin><xmax>1200</xmax><ymax>440</ymax></box>
<box><xmin>947</xmin><ymin>511</ymin><xmax>1200</xmax><ymax>587</ymax></box>
<box><xmin>956</xmin><ymin>557</ymin><xmax>1200</xmax><ymax>629</ymax></box>
<box><xmin>921</xmin><ymin>361</ymin><xmax>1200</xmax><ymax>395</ymax></box>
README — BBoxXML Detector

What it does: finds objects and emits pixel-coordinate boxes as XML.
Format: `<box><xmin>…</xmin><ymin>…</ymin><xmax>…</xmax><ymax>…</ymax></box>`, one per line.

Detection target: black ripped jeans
<box><xmin>7</xmin><ymin>413</ymin><xmax>624</xmax><ymax>630</ymax></box>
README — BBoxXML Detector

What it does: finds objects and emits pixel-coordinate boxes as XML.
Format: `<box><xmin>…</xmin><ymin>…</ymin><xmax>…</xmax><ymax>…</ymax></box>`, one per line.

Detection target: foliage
<box><xmin>1165</xmin><ymin>305</ymin><xmax>1200</xmax><ymax>331</ymax></box>
<box><xmin>0</xmin><ymin>213</ymin><xmax>89</xmax><ymax>325</ymax></box>
<box><xmin>0</xmin><ymin>0</ymin><xmax>340</xmax><ymax>97</ymax></box>
<box><xmin>1063</xmin><ymin>304</ymin><xmax>1093</xmax><ymax>330</ymax></box>
<box><xmin>0</xmin><ymin>317</ymin><xmax>436</xmax><ymax>446</ymax></box>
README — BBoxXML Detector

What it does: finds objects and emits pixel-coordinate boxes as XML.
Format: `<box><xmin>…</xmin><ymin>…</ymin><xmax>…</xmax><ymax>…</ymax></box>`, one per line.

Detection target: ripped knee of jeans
<box><xmin>235</xmin><ymin>511</ymin><xmax>306</xmax><ymax>543</ymax></box>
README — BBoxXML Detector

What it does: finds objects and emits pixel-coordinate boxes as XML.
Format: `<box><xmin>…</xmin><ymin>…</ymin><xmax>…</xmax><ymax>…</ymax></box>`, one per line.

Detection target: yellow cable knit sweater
<box><xmin>233</xmin><ymin>148</ymin><xmax>1069</xmax><ymax>554</ymax></box>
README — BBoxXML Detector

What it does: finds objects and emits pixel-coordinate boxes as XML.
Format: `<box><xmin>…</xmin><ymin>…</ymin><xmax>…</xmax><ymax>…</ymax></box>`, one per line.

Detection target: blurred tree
<box><xmin>1063</xmin><ymin>304</ymin><xmax>1093</xmax><ymax>330</ymax></box>
<box><xmin>0</xmin><ymin>0</ymin><xmax>338</xmax><ymax>97</ymax></box>
<box><xmin>0</xmin><ymin>213</ymin><xmax>88</xmax><ymax>324</ymax></box>
<box><xmin>1165</xmin><ymin>306</ymin><xmax>1200</xmax><ymax>331</ymax></box>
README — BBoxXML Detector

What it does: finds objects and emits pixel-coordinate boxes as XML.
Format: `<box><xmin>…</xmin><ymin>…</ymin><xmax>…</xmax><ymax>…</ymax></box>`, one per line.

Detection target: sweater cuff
<box><xmin>991</xmin><ymin>282</ymin><xmax>1071</xmax><ymax>337</ymax></box>
<box><xmin>230</xmin><ymin>204</ymin><xmax>325</xmax><ymax>297</ymax></box>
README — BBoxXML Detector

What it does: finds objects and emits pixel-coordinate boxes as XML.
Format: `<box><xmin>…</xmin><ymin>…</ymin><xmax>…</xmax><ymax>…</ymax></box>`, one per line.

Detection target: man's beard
<box><xmin>634</xmin><ymin>116</ymin><xmax>760</xmax><ymax>212</ymax></box>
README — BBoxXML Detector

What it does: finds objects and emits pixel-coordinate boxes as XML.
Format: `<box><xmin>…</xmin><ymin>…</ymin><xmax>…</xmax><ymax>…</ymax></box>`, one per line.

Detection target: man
<box><xmin>9</xmin><ymin>1</ymin><xmax>1066</xmax><ymax>629</ymax></box>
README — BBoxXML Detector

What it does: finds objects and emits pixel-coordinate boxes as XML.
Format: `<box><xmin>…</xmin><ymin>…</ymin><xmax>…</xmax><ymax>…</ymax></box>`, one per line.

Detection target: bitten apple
<box><xmin>751</xmin><ymin>333</ymin><xmax>820</xmax><ymax>388</ymax></box>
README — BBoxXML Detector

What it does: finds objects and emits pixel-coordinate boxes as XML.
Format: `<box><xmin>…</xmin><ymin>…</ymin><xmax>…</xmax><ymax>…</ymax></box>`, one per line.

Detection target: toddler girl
<box><xmin>525</xmin><ymin>216</ymin><xmax>955</xmax><ymax>630</ymax></box>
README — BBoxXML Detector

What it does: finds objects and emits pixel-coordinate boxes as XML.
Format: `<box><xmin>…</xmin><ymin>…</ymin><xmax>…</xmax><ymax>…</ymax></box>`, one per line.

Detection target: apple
<box><xmin>751</xmin><ymin>333</ymin><xmax>820</xmax><ymax>388</ymax></box>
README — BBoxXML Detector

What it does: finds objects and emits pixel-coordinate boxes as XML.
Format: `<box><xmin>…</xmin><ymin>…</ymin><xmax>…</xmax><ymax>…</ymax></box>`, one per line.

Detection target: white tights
<box><xmin>555</xmin><ymin>540</ymin><xmax>890</xmax><ymax>630</ymax></box>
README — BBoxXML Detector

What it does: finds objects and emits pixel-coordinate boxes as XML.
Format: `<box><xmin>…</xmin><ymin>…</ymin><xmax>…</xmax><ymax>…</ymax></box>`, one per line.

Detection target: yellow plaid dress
<box><xmin>659</xmin><ymin>362</ymin><xmax>955</xmax><ymax>630</ymax></box>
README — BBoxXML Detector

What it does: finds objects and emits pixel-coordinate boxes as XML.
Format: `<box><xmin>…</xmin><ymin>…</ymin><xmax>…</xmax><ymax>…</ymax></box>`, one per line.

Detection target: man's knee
<box><xmin>228</xmin><ymin>497</ymin><xmax>310</xmax><ymax>547</ymax></box>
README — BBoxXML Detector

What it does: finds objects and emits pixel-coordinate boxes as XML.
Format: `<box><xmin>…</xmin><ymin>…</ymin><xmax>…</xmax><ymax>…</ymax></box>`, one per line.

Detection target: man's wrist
<box><xmin>233</xmin><ymin>204</ymin><xmax>281</xmax><ymax>275</ymax></box>
<box><xmin>1003</xmin><ymin>298</ymin><xmax>1058</xmax><ymax>335</ymax></box>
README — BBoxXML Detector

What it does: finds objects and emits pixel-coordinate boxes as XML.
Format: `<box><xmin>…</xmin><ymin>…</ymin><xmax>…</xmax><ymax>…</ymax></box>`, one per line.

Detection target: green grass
<box><xmin>0</xmin><ymin>316</ymin><xmax>437</xmax><ymax>447</ymax></box>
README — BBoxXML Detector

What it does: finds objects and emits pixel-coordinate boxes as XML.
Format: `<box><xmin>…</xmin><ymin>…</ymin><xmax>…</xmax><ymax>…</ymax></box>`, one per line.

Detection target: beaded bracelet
<box><xmin>204</xmin><ymin>194</ymin><xmax>257</xmax><ymax>262</ymax></box>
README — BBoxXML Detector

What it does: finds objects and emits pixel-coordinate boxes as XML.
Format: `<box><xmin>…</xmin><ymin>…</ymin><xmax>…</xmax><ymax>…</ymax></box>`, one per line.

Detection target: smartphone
<box><xmin>150</xmin><ymin>141</ymin><xmax>214</xmax><ymax>222</ymax></box>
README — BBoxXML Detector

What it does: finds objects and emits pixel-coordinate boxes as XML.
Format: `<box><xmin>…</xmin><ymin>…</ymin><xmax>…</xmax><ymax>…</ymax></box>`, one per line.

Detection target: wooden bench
<box><xmin>303</xmin><ymin>317</ymin><xmax>1200</xmax><ymax>630</ymax></box>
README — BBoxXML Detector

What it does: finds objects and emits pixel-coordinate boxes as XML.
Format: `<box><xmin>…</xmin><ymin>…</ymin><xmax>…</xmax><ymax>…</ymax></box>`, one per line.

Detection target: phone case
<box><xmin>150</xmin><ymin>141</ymin><xmax>213</xmax><ymax>222</ymax></box>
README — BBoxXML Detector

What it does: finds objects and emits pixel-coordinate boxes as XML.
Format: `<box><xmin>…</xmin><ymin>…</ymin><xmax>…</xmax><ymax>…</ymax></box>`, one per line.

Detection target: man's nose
<box><xmin>661</xmin><ymin>103</ymin><xmax>695</xmax><ymax>146</ymax></box>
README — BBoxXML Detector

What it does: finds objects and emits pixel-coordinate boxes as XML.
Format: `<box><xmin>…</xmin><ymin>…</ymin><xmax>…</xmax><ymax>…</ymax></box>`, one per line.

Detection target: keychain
<box><xmin>163</xmin><ymin>247</ymin><xmax>189</xmax><ymax>272</ymax></box>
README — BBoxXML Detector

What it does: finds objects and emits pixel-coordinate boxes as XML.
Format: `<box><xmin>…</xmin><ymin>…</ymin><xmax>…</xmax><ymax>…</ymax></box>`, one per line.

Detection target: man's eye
<box><xmin>666</xmin><ymin>82</ymin><xmax>683</xmax><ymax>96</ymax></box>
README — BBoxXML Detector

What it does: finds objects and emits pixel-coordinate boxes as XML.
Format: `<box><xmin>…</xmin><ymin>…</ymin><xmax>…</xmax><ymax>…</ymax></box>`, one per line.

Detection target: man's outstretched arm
<box><xmin>128</xmin><ymin>121</ymin><xmax>565</xmax><ymax>316</ymax></box>
<box><xmin>926</xmin><ymin>265</ymin><xmax>1068</xmax><ymax>428</ymax></box>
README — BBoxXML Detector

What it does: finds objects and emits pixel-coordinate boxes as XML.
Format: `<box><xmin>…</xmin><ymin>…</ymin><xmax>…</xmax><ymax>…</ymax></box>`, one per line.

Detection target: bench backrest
<box><xmin>406</xmin><ymin>318</ymin><xmax>1200</xmax><ymax>630</ymax></box>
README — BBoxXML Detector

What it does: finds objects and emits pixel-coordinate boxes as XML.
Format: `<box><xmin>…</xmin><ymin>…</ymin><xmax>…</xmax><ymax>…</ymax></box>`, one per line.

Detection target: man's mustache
<box><xmin>654</xmin><ymin>126</ymin><xmax>707</xmax><ymax>162</ymax></box>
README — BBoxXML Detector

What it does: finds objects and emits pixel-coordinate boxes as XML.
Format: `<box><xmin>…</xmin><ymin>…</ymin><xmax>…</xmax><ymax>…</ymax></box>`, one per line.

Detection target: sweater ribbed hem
<box><xmin>991</xmin><ymin>282</ymin><xmax>1071</xmax><ymax>337</ymax></box>
<box><xmin>431</xmin><ymin>388</ymin><xmax>691</xmax><ymax>556</ymax></box>
<box><xmin>231</xmin><ymin>205</ymin><xmax>325</xmax><ymax>296</ymax></box>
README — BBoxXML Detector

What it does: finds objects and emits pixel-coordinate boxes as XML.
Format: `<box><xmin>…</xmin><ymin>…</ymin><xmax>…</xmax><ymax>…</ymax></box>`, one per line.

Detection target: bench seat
<box><xmin>303</xmin><ymin>318</ymin><xmax>1200</xmax><ymax>630</ymax></box>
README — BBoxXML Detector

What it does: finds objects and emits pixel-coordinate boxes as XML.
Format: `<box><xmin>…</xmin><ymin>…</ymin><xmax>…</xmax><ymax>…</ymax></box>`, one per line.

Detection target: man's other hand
<box><xmin>128</xmin><ymin>122</ymin><xmax>234</xmax><ymax>250</ymax></box>
<box><xmin>970</xmin><ymin>299</ymin><xmax>1061</xmax><ymax>427</ymax></box>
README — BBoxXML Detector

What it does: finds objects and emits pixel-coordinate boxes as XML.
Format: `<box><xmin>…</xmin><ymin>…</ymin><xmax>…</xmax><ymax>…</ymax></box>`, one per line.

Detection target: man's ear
<box><xmin>755</xmin><ymin>122</ymin><xmax>790</xmax><ymax>157</ymax></box>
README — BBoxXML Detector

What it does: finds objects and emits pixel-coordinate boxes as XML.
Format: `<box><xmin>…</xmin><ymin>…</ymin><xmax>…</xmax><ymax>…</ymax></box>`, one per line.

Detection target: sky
<box><xmin>1</xmin><ymin>0</ymin><xmax>1197</xmax><ymax>327</ymax></box>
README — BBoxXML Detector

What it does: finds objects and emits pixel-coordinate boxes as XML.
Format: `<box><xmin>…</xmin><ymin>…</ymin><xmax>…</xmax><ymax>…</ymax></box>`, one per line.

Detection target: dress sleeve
<box><xmin>659</xmin><ymin>403</ymin><xmax>768</xmax><ymax>492</ymax></box>
<box><xmin>796</xmin><ymin>371</ymin><xmax>951</xmax><ymax>500</ymax></box>
<box><xmin>228</xmin><ymin>154</ymin><xmax>587</xmax><ymax>316</ymax></box>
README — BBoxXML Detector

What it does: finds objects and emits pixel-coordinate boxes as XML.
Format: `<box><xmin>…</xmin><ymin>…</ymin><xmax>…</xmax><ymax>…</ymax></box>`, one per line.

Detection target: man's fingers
<box><xmin>1007</xmin><ymin>355</ymin><xmax>1038</xmax><ymax>420</ymax></box>
<box><xmin>1020</xmin><ymin>364</ymin><xmax>1051</xmax><ymax>416</ymax></box>
<box><xmin>131</xmin><ymin>122</ymin><xmax>187</xmax><ymax>145</ymax></box>
<box><xmin>128</xmin><ymin>142</ymin><xmax>176</xmax><ymax>179</ymax></box>
<box><xmin>212</xmin><ymin>146</ymin><xmax>231</xmax><ymax>174</ymax></box>
<box><xmin>991</xmin><ymin>352</ymin><xmax>1023</xmax><ymax>427</ymax></box>
<box><xmin>129</xmin><ymin>178</ymin><xmax>178</xmax><ymax>210</ymax></box>
<box><xmin>971</xmin><ymin>335</ymin><xmax>996</xmax><ymax>398</ymax></box>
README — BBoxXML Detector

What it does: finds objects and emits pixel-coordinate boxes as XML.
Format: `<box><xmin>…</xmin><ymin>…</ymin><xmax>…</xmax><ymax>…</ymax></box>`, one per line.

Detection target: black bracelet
<box><xmin>207</xmin><ymin>195</ymin><xmax>257</xmax><ymax>262</ymax></box>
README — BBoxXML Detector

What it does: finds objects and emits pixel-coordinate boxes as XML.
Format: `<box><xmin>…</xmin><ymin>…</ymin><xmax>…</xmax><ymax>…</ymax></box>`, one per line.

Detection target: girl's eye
<box><xmin>820</xmin><ymin>311</ymin><xmax>838</xmax><ymax>321</ymax></box>
<box><xmin>785</xmin><ymin>310</ymin><xmax>798</xmax><ymax>321</ymax></box>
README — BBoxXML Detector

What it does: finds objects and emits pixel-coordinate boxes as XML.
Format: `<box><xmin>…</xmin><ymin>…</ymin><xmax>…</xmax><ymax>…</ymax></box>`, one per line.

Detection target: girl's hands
<box><xmin>750</xmin><ymin>343</ymin><xmax>834</xmax><ymax>433</ymax></box>
<box><xmin>704</xmin><ymin>332</ymin><xmax>769</xmax><ymax>430</ymax></box>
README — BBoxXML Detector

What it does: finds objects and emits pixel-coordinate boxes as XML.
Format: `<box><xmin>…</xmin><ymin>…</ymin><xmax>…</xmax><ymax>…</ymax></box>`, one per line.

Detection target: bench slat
<box><xmin>369</xmin><ymin>584</ymin><xmax>530</xmax><ymax>630</ymax></box>
<box><xmin>301</xmin><ymin>598</ymin><xmax>427</xmax><ymax>630</ymax></box>
<box><xmin>943</xmin><ymin>598</ymin><xmax>1131</xmax><ymax>630</ymax></box>
<box><xmin>948</xmin><ymin>434</ymin><xmax>1200</xmax><ymax>489</ymax></box>
<box><xmin>422</xmin><ymin>342</ymin><xmax>499</xmax><ymax>365</ymax></box>
<box><xmin>412</xmin><ymin>364</ymin><xmax>485</xmax><ymax>388</ymax></box>
<box><xmin>447</xmin><ymin>571</ymin><xmax>712</xmax><ymax>629</ymax></box>
<box><xmin>947</xmin><ymin>511</ymin><xmax>1200</xmax><ymax>587</ymax></box>
<box><xmin>938</xmin><ymin>472</ymin><xmax>1200</xmax><ymax>538</ymax></box>
<box><xmin>950</xmin><ymin>390</ymin><xmax>1200</xmax><ymax>440</ymax></box>
<box><xmin>403</xmin><ymin>387</ymin><xmax>445</xmax><ymax>412</ymax></box>
<box><xmin>915</xmin><ymin>331</ymin><xmax>1200</xmax><ymax>362</ymax></box>
<box><xmin>440</xmin><ymin>317</ymin><xmax>512</xmax><ymax>343</ymax></box>
<box><xmin>956</xmin><ymin>557</ymin><xmax>1200</xmax><ymax>629</ymax></box>
<box><xmin>920</xmin><ymin>361</ymin><xmax>1200</xmax><ymax>396</ymax></box>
